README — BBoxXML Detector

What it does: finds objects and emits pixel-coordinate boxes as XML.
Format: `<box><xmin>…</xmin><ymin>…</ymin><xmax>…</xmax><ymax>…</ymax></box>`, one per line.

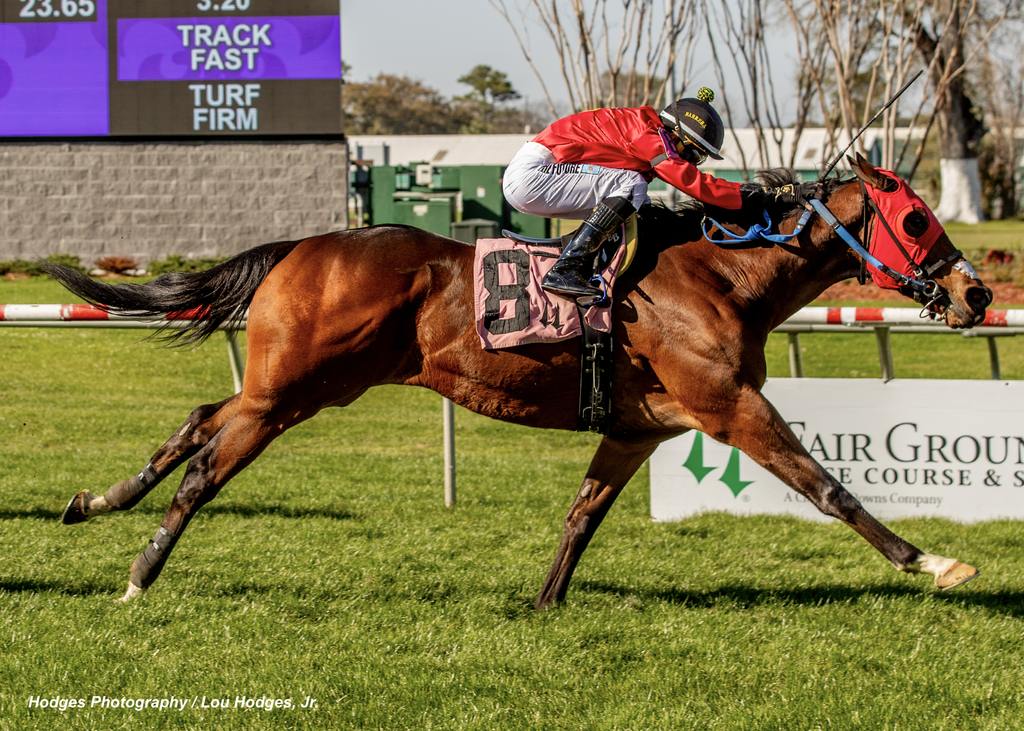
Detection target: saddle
<box><xmin>501</xmin><ymin>214</ymin><xmax>640</xmax><ymax>278</ymax></box>
<box><xmin>473</xmin><ymin>215</ymin><xmax>640</xmax><ymax>433</ymax></box>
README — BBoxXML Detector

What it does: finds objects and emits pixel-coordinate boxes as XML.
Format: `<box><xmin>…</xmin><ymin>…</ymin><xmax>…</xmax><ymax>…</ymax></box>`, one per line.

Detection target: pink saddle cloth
<box><xmin>473</xmin><ymin>237</ymin><xmax>624</xmax><ymax>350</ymax></box>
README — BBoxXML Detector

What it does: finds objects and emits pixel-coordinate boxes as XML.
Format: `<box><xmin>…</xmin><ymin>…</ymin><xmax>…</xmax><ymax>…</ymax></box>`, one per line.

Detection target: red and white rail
<box><xmin>0</xmin><ymin>304</ymin><xmax>225</xmax><ymax>326</ymax></box>
<box><xmin>782</xmin><ymin>306</ymin><xmax>1024</xmax><ymax>330</ymax></box>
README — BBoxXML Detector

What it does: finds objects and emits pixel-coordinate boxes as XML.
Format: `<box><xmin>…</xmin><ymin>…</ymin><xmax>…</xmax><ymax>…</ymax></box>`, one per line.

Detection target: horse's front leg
<box><xmin>704</xmin><ymin>386</ymin><xmax>978</xmax><ymax>590</ymax></box>
<box><xmin>536</xmin><ymin>434</ymin><xmax>665</xmax><ymax>609</ymax></box>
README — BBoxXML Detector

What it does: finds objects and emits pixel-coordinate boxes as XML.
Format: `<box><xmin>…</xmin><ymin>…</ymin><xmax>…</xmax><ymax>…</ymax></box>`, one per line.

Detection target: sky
<box><xmin>340</xmin><ymin>1</ymin><xmax>561</xmax><ymax>105</ymax></box>
<box><xmin>339</xmin><ymin>0</ymin><xmax>799</xmax><ymax>119</ymax></box>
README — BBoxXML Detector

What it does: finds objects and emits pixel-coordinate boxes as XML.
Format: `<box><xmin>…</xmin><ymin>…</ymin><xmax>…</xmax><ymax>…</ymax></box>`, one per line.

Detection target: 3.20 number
<box><xmin>19</xmin><ymin>0</ymin><xmax>96</xmax><ymax>18</ymax></box>
<box><xmin>196</xmin><ymin>0</ymin><xmax>252</xmax><ymax>10</ymax></box>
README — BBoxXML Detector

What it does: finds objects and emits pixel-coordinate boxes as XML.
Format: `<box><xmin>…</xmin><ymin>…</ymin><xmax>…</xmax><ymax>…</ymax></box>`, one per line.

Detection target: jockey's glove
<box><xmin>739</xmin><ymin>182</ymin><xmax>801</xmax><ymax>207</ymax></box>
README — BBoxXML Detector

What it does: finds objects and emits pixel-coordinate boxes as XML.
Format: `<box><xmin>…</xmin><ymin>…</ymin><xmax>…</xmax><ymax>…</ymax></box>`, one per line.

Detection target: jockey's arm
<box><xmin>629</xmin><ymin>128</ymin><xmax>744</xmax><ymax>210</ymax></box>
<box><xmin>652</xmin><ymin>159</ymin><xmax>744</xmax><ymax>210</ymax></box>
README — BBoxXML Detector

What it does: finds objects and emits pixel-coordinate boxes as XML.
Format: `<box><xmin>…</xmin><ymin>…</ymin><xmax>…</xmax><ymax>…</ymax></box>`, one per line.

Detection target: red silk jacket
<box><xmin>533</xmin><ymin>106</ymin><xmax>743</xmax><ymax>209</ymax></box>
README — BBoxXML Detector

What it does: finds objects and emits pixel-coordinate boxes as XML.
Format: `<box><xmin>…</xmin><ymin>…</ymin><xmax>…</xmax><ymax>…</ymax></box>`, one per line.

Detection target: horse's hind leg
<box><xmin>706</xmin><ymin>387</ymin><xmax>978</xmax><ymax>590</ymax></box>
<box><xmin>536</xmin><ymin>434</ymin><xmax>664</xmax><ymax>609</ymax></box>
<box><xmin>118</xmin><ymin>397</ymin><xmax>310</xmax><ymax>601</ymax></box>
<box><xmin>62</xmin><ymin>396</ymin><xmax>238</xmax><ymax>524</ymax></box>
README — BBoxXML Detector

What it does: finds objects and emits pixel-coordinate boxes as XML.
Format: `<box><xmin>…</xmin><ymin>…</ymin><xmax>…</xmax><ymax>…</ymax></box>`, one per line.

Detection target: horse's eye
<box><xmin>902</xmin><ymin>209</ymin><xmax>930</xmax><ymax>238</ymax></box>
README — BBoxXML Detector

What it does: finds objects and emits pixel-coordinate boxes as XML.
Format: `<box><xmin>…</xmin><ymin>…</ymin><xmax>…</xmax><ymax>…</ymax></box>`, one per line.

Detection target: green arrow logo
<box><xmin>681</xmin><ymin>433</ymin><xmax>753</xmax><ymax>497</ymax></box>
<box><xmin>682</xmin><ymin>432</ymin><xmax>714</xmax><ymax>483</ymax></box>
<box><xmin>720</xmin><ymin>448</ymin><xmax>753</xmax><ymax>497</ymax></box>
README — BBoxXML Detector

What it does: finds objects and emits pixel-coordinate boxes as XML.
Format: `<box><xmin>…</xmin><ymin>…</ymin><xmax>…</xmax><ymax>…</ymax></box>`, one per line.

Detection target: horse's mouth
<box><xmin>944</xmin><ymin>283</ymin><xmax>993</xmax><ymax>329</ymax></box>
<box><xmin>900</xmin><ymin>283</ymin><xmax>991</xmax><ymax>329</ymax></box>
<box><xmin>945</xmin><ymin>303</ymin><xmax>980</xmax><ymax>329</ymax></box>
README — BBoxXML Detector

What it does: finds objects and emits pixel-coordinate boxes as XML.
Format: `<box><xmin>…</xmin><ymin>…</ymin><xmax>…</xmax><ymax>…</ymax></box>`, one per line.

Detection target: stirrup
<box><xmin>580</xmin><ymin>276</ymin><xmax>611</xmax><ymax>308</ymax></box>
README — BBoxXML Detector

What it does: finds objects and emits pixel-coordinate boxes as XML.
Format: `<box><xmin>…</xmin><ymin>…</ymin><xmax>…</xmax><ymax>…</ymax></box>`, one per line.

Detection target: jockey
<box><xmin>503</xmin><ymin>87</ymin><xmax>785</xmax><ymax>298</ymax></box>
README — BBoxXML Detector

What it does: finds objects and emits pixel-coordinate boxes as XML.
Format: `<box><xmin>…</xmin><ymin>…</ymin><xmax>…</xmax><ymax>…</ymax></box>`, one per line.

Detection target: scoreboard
<box><xmin>0</xmin><ymin>0</ymin><xmax>342</xmax><ymax>137</ymax></box>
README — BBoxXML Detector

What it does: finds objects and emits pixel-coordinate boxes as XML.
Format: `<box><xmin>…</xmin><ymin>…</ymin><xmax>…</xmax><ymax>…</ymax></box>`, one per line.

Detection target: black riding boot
<box><xmin>542</xmin><ymin>196</ymin><xmax>635</xmax><ymax>299</ymax></box>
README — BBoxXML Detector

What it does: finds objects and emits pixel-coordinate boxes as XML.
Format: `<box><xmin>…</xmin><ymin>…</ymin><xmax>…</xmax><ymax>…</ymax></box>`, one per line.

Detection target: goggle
<box><xmin>679</xmin><ymin>134</ymin><xmax>708</xmax><ymax>165</ymax></box>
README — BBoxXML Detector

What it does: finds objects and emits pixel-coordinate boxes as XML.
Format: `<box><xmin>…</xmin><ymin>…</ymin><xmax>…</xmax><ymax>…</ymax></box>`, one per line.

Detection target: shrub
<box><xmin>147</xmin><ymin>254</ymin><xmax>227</xmax><ymax>275</ymax></box>
<box><xmin>94</xmin><ymin>256</ymin><xmax>139</xmax><ymax>274</ymax></box>
<box><xmin>0</xmin><ymin>254</ymin><xmax>85</xmax><ymax>276</ymax></box>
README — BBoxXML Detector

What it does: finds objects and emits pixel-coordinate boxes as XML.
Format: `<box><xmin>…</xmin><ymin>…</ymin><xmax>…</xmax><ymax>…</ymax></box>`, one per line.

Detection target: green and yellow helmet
<box><xmin>659</xmin><ymin>87</ymin><xmax>725</xmax><ymax>161</ymax></box>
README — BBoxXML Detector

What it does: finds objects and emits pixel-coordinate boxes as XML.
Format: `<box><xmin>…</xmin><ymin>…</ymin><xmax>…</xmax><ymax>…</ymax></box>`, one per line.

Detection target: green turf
<box><xmin>2</xmin><ymin>278</ymin><xmax>1023</xmax><ymax>730</ymax></box>
<box><xmin>945</xmin><ymin>219</ymin><xmax>1024</xmax><ymax>257</ymax></box>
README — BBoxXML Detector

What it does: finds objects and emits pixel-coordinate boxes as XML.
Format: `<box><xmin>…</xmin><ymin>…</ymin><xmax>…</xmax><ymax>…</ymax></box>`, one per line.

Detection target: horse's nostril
<box><xmin>966</xmin><ymin>286</ymin><xmax>993</xmax><ymax>311</ymax></box>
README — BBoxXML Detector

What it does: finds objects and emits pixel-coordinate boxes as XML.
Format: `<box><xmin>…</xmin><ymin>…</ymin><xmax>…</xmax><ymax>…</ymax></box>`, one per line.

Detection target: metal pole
<box><xmin>226</xmin><ymin>330</ymin><xmax>245</xmax><ymax>394</ymax></box>
<box><xmin>442</xmin><ymin>397</ymin><xmax>456</xmax><ymax>508</ymax></box>
<box><xmin>787</xmin><ymin>333</ymin><xmax>804</xmax><ymax>378</ymax></box>
<box><xmin>987</xmin><ymin>336</ymin><xmax>1002</xmax><ymax>381</ymax></box>
<box><xmin>875</xmin><ymin>327</ymin><xmax>895</xmax><ymax>381</ymax></box>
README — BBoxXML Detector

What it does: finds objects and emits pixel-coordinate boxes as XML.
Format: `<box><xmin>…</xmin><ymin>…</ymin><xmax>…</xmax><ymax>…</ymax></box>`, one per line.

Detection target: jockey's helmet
<box><xmin>659</xmin><ymin>87</ymin><xmax>725</xmax><ymax>163</ymax></box>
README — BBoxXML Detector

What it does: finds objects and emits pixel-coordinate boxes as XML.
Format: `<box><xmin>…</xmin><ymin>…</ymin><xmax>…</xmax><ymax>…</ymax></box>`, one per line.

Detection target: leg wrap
<box><xmin>129</xmin><ymin>525</ymin><xmax>180</xmax><ymax>589</ymax></box>
<box><xmin>105</xmin><ymin>463</ymin><xmax>160</xmax><ymax>510</ymax></box>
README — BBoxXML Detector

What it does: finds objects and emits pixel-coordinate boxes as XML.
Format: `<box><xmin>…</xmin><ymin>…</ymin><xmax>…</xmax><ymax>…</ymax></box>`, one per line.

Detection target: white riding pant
<box><xmin>502</xmin><ymin>141</ymin><xmax>650</xmax><ymax>220</ymax></box>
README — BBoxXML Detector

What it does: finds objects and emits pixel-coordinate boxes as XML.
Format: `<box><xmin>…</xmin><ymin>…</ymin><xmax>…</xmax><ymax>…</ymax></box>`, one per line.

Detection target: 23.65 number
<box><xmin>19</xmin><ymin>0</ymin><xmax>96</xmax><ymax>18</ymax></box>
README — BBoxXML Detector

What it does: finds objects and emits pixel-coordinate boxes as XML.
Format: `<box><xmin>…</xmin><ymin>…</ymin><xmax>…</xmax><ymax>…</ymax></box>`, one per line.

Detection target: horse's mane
<box><xmin>639</xmin><ymin>168</ymin><xmax>846</xmax><ymax>235</ymax></box>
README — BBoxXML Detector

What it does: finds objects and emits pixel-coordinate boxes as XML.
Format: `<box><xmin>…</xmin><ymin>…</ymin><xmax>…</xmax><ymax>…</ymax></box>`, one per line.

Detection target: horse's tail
<box><xmin>43</xmin><ymin>240</ymin><xmax>301</xmax><ymax>345</ymax></box>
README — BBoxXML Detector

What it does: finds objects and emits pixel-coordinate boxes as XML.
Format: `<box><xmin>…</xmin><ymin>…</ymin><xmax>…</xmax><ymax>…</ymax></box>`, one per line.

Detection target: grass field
<box><xmin>2</xmin><ymin>278</ymin><xmax>1024</xmax><ymax>730</ymax></box>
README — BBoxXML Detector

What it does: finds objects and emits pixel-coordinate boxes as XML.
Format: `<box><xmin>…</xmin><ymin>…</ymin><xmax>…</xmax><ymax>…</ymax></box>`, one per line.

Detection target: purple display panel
<box><xmin>0</xmin><ymin>1</ymin><xmax>108</xmax><ymax>136</ymax></box>
<box><xmin>117</xmin><ymin>16</ymin><xmax>341</xmax><ymax>82</ymax></box>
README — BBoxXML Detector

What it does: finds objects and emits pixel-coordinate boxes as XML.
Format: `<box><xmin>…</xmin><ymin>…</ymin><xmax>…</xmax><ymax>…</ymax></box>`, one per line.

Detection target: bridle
<box><xmin>813</xmin><ymin>180</ymin><xmax>968</xmax><ymax>318</ymax></box>
<box><xmin>701</xmin><ymin>179</ymin><xmax>966</xmax><ymax>320</ymax></box>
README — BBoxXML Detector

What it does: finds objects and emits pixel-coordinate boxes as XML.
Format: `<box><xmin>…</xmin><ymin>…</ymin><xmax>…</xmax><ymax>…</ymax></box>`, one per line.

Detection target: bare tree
<box><xmin>775</xmin><ymin>0</ymin><xmax>1010</xmax><ymax>224</ymax></box>
<box><xmin>914</xmin><ymin>0</ymin><xmax>986</xmax><ymax>221</ymax></box>
<box><xmin>869</xmin><ymin>0</ymin><xmax>928</xmax><ymax>169</ymax></box>
<box><xmin>975</xmin><ymin>19</ymin><xmax>1024</xmax><ymax>218</ymax></box>
<box><xmin>489</xmin><ymin>0</ymin><xmax>700</xmax><ymax>118</ymax></box>
<box><xmin>705</xmin><ymin>0</ymin><xmax>826</xmax><ymax>174</ymax></box>
<box><xmin>684</xmin><ymin>0</ymin><xmax>923</xmax><ymax>177</ymax></box>
<box><xmin>810</xmin><ymin>0</ymin><xmax>880</xmax><ymax>161</ymax></box>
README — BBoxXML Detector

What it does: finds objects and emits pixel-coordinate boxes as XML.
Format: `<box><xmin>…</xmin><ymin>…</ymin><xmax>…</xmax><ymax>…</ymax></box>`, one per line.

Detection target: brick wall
<box><xmin>0</xmin><ymin>141</ymin><xmax>348</xmax><ymax>264</ymax></box>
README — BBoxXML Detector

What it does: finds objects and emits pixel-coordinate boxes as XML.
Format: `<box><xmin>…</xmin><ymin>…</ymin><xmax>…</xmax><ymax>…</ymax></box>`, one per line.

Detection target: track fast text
<box><xmin>176</xmin><ymin>23</ymin><xmax>273</xmax><ymax>72</ymax></box>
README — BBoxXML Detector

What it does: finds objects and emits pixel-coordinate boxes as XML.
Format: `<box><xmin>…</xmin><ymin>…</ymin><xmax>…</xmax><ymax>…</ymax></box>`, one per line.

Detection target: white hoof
<box><xmin>934</xmin><ymin>561</ymin><xmax>979</xmax><ymax>591</ymax></box>
<box><xmin>117</xmin><ymin>582</ymin><xmax>145</xmax><ymax>603</ymax></box>
<box><xmin>909</xmin><ymin>553</ymin><xmax>979</xmax><ymax>591</ymax></box>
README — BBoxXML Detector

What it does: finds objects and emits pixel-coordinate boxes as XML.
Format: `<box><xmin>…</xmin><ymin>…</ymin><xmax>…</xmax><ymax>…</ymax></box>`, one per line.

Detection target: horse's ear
<box><xmin>847</xmin><ymin>152</ymin><xmax>897</xmax><ymax>192</ymax></box>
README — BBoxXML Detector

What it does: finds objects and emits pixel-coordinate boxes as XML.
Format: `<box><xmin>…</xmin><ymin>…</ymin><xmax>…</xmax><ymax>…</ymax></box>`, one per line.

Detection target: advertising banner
<box><xmin>650</xmin><ymin>379</ymin><xmax>1024</xmax><ymax>523</ymax></box>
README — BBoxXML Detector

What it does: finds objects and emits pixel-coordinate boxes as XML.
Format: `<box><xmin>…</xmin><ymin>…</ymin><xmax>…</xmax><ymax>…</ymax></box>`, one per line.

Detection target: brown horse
<box><xmin>48</xmin><ymin>155</ymin><xmax>993</xmax><ymax>607</ymax></box>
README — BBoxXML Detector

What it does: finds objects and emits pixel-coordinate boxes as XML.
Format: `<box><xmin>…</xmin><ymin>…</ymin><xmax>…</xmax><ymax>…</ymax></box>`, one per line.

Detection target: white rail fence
<box><xmin>3</xmin><ymin>304</ymin><xmax>1023</xmax><ymax>507</ymax></box>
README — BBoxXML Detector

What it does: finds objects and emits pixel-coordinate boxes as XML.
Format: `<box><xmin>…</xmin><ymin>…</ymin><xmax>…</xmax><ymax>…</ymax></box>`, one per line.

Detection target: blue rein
<box><xmin>702</xmin><ymin>208</ymin><xmax>812</xmax><ymax>246</ymax></box>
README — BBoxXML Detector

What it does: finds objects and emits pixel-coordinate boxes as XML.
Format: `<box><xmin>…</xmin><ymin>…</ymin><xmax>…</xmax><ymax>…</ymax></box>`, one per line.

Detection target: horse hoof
<box><xmin>61</xmin><ymin>491</ymin><xmax>95</xmax><ymax>525</ymax></box>
<box><xmin>117</xmin><ymin>582</ymin><xmax>145</xmax><ymax>603</ymax></box>
<box><xmin>935</xmin><ymin>561</ymin><xmax>979</xmax><ymax>591</ymax></box>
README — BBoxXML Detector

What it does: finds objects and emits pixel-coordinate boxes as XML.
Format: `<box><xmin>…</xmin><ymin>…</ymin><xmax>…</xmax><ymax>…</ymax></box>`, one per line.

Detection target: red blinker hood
<box><xmin>864</xmin><ymin>168</ymin><xmax>944</xmax><ymax>289</ymax></box>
